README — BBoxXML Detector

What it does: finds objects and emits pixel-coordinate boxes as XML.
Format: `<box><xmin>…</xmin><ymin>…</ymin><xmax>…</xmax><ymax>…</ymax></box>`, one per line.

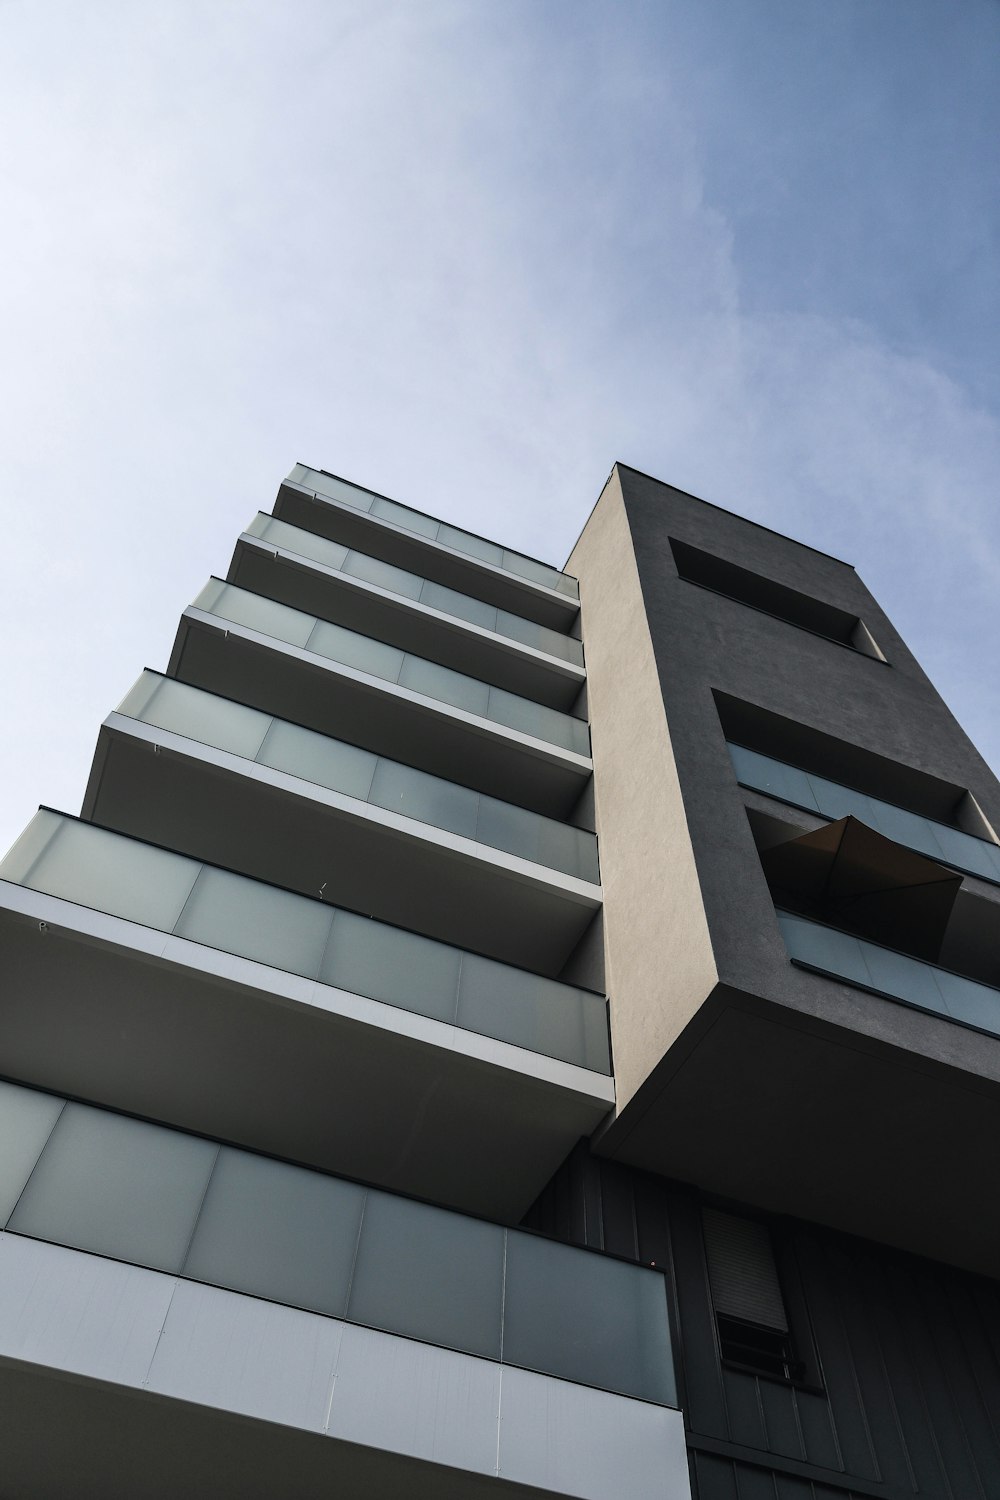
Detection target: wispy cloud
<box><xmin>0</xmin><ymin>0</ymin><xmax>996</xmax><ymax>852</ymax></box>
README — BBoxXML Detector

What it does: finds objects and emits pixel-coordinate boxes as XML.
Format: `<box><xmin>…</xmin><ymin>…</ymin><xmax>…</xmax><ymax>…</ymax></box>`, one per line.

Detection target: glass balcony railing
<box><xmin>0</xmin><ymin>812</ymin><xmax>610</xmax><ymax>1074</ymax></box>
<box><xmin>729</xmin><ymin>743</ymin><xmax>1000</xmax><ymax>885</ymax></box>
<box><xmin>246</xmin><ymin>513</ymin><xmax>584</xmax><ymax>667</ymax></box>
<box><xmin>778</xmin><ymin>911</ymin><xmax>1000</xmax><ymax>1039</ymax></box>
<box><xmin>287</xmin><ymin>463</ymin><xmax>581</xmax><ymax>600</ymax></box>
<box><xmin>0</xmin><ymin>1078</ymin><xmax>674</xmax><ymax>1404</ymax></box>
<box><xmin>117</xmin><ymin>673</ymin><xmax>598</xmax><ymax>882</ymax></box>
<box><xmin>191</xmin><ymin>580</ymin><xmax>591</xmax><ymax>758</ymax></box>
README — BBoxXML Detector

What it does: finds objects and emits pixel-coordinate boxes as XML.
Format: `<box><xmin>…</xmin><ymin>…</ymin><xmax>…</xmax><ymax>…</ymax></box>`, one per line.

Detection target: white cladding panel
<box><xmin>0</xmin><ymin>1233</ymin><xmax>690</xmax><ymax>1500</ymax></box>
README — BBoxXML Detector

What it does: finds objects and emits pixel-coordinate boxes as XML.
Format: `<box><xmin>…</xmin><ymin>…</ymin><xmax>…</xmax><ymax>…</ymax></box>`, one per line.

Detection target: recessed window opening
<box><xmin>751</xmin><ymin>809</ymin><xmax>1000</xmax><ymax>990</ymax></box>
<box><xmin>715</xmin><ymin>692</ymin><xmax>997</xmax><ymax>843</ymax></box>
<box><xmin>670</xmin><ymin>538</ymin><xmax>884</xmax><ymax>659</ymax></box>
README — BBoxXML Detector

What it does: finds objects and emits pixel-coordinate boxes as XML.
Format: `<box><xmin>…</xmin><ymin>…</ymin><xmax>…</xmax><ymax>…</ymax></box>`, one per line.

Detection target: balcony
<box><xmin>170</xmin><ymin>581</ymin><xmax>591</xmax><ymax>817</ymax></box>
<box><xmin>0</xmin><ymin>1079</ymin><xmax>685</xmax><ymax>1500</ymax></box>
<box><xmin>778</xmin><ymin>910</ymin><xmax>1000</xmax><ymax>1040</ymax></box>
<box><xmin>731</xmin><ymin>742</ymin><xmax>1000</xmax><ymax>884</ymax></box>
<box><xmin>0</xmin><ymin>812</ymin><xmax>612</xmax><ymax>1218</ymax></box>
<box><xmin>84</xmin><ymin>673</ymin><xmax>600</xmax><ymax>972</ymax></box>
<box><xmin>228</xmin><ymin>514</ymin><xmax>584</xmax><ymax>709</ymax></box>
<box><xmin>275</xmin><ymin>464</ymin><xmax>581</xmax><ymax>631</ymax></box>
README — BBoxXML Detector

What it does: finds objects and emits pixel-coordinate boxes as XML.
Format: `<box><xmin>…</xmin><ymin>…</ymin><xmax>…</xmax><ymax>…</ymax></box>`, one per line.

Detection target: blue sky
<box><xmin>1</xmin><ymin>0</ymin><xmax>998</xmax><ymax>855</ymax></box>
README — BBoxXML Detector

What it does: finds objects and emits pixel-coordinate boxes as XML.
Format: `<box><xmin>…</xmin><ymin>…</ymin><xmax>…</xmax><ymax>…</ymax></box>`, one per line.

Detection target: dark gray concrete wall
<box><xmin>570</xmin><ymin>465</ymin><xmax>1000</xmax><ymax>1274</ymax></box>
<box><xmin>615</xmin><ymin>464</ymin><xmax>1000</xmax><ymax>1071</ymax></box>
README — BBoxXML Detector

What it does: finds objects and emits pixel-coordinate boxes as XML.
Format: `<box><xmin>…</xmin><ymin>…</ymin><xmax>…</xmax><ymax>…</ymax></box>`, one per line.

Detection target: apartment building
<box><xmin>0</xmin><ymin>461</ymin><xmax>998</xmax><ymax>1498</ymax></box>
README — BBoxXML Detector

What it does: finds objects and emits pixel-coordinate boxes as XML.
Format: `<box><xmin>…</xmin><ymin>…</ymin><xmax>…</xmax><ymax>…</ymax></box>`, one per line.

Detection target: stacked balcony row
<box><xmin>242</xmin><ymin>512</ymin><xmax>584</xmax><ymax>665</ymax></box>
<box><xmin>282</xmin><ymin>462</ymin><xmax>581</xmax><ymax>602</ymax></box>
<box><xmin>115</xmin><ymin>672</ymin><xmax>597</xmax><ymax>883</ymax></box>
<box><xmin>0</xmin><ymin>1079</ymin><xmax>671</xmax><ymax>1405</ymax></box>
<box><xmin>1</xmin><ymin>811</ymin><xmax>607</xmax><ymax>1074</ymax></box>
<box><xmin>731</xmin><ymin>742</ymin><xmax>1000</xmax><ymax>884</ymax></box>
<box><xmin>0</xmin><ymin>471</ymin><xmax>607</xmax><ymax>1219</ymax></box>
<box><xmin>189</xmin><ymin>579</ymin><xmax>590</xmax><ymax>756</ymax></box>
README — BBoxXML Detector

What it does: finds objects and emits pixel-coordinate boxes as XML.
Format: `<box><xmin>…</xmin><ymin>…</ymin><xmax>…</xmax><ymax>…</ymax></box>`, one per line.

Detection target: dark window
<box><xmin>670</xmin><ymin>538</ymin><xmax>884</xmax><ymax>659</ymax></box>
<box><xmin>715</xmin><ymin>1314</ymin><xmax>800</xmax><ymax>1381</ymax></box>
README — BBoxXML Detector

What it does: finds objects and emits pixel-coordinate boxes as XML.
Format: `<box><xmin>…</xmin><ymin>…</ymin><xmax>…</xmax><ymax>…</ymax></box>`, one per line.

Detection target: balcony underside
<box><xmin>169</xmin><ymin>612</ymin><xmax>591</xmax><ymax>818</ymax></box>
<box><xmin>0</xmin><ymin>1236</ymin><xmax>687</xmax><ymax>1500</ymax></box>
<box><xmin>598</xmin><ymin>980</ymin><xmax>1000</xmax><ymax>1279</ymax></box>
<box><xmin>0</xmin><ymin>890</ymin><xmax>613</xmax><ymax>1221</ymax></box>
<box><xmin>228</xmin><ymin>537</ymin><xmax>585</xmax><ymax>711</ymax></box>
<box><xmin>275</xmin><ymin>480</ymin><xmax>580</xmax><ymax>632</ymax></box>
<box><xmin>84</xmin><ymin>718</ymin><xmax>600</xmax><ymax>975</ymax></box>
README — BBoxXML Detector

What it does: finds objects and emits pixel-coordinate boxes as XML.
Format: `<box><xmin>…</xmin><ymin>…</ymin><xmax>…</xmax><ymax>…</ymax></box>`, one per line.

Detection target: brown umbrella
<box><xmin>761</xmin><ymin>816</ymin><xmax>961</xmax><ymax>962</ymax></box>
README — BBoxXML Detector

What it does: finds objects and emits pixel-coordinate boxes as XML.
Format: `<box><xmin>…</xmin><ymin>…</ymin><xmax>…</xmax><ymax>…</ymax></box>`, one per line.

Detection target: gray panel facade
<box><xmin>525</xmin><ymin>1147</ymin><xmax>1000</xmax><ymax>1500</ymax></box>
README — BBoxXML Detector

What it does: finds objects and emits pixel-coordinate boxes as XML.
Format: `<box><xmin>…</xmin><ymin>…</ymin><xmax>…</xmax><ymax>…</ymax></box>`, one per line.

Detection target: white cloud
<box><xmin>0</xmin><ymin>0</ymin><xmax>996</xmax><ymax>855</ymax></box>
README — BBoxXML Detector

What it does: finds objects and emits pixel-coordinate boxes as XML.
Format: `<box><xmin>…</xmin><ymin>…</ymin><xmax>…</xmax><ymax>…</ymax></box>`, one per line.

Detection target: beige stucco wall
<box><xmin>568</xmin><ymin>468</ymin><xmax>718</xmax><ymax>1113</ymax></box>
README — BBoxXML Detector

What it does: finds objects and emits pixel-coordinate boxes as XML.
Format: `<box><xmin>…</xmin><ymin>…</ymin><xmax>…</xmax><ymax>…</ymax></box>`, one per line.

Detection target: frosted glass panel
<box><xmin>192</xmin><ymin>578</ymin><xmax>226</xmax><ymax>612</ymax></box>
<box><xmin>127</xmin><ymin>676</ymin><xmax>270</xmax><ymax>760</ymax></box>
<box><xmin>933</xmin><ymin>825</ymin><xmax>1000</xmax><ymax>881</ymax></box>
<box><xmin>0</xmin><ymin>809</ymin><xmax>64</xmax><ymax>885</ymax></box>
<box><xmin>437</xmin><ymin>524</ymin><xmax>503</xmax><ymax>567</ymax></box>
<box><xmin>342</xmin><ymin>551</ymin><xmax>423</xmax><ymax>600</ymax></box>
<box><xmin>0</xmin><ymin>1082</ymin><xmax>64</xmax><ymax>1225</ymax></box>
<box><xmin>867</xmin><ymin>801</ymin><xmax>928</xmax><ymax>848</ymax></box>
<box><xmin>729</xmin><ymin>745</ymin><xmax>819</xmax><ymax>810</ymax></box>
<box><xmin>398</xmin><ymin>656</ymin><xmax>491</xmax><ymax>716</ymax></box>
<box><xmin>497</xmin><ymin>611</ymin><xmax>584</xmax><ymax>665</ymax></box>
<box><xmin>778</xmin><ymin>915</ymin><xmax>1000</xmax><ymax>1042</ymax></box>
<box><xmin>936</xmin><ymin>971</ymin><xmax>1000</xmax><ymax>1031</ymax></box>
<box><xmin>368</xmin><ymin>760</ymin><xmax>479</xmax><ymax>840</ymax></box>
<box><xmin>348</xmin><ymin>1192</ymin><xmax>504</xmax><ymax>1359</ymax></box>
<box><xmin>535</xmin><ymin>815</ymin><xmax>599</xmax><ymax>882</ymax></box>
<box><xmin>728</xmin><ymin>744</ymin><xmax>1000</xmax><ymax>887</ymax></box>
<box><xmin>249</xmin><ymin>514</ymin><xmax>351</xmax><ymax>572</ymax></box>
<box><xmin>10</xmin><ymin>1105</ymin><xmax>217</xmax><ymax>1273</ymax></box>
<box><xmin>320</xmin><ymin>909</ymin><xmax>460</xmax><ymax>1023</ymax></box>
<box><xmin>286</xmin><ymin>463</ymin><xmax>316</xmax><ymax>490</ymax></box>
<box><xmin>174</xmin><ymin>867</ymin><xmax>333</xmax><ymax>978</ymax></box>
<box><xmin>807</xmin><ymin>773</ymin><xmax>880</xmax><ymax>825</ymax></box>
<box><xmin>370</xmin><ymin>496</ymin><xmax>440</xmax><ymax>538</ymax></box>
<box><xmin>503</xmin><ymin>1234</ymin><xmax>675</xmax><ymax>1404</ymax></box>
<box><xmin>306</xmin><ymin>471</ymin><xmax>376</xmax><ymax>512</ymax></box>
<box><xmin>306</xmin><ymin>619</ymin><xmax>405</xmax><ymax>682</ymax></box>
<box><xmin>475</xmin><ymin>797</ymin><xmax>598</xmax><ymax>880</ymax></box>
<box><xmin>501</xmin><ymin>551</ymin><xmax>563</xmax><ymax>590</ymax></box>
<box><xmin>182</xmin><ymin>1147</ymin><xmax>365</xmax><ymax>1317</ymax></box>
<box><xmin>203</xmin><ymin>583</ymin><xmax>315</xmax><ymax>648</ymax></box>
<box><xmin>474</xmin><ymin>796</ymin><xmax>541</xmax><ymax>864</ymax></box>
<box><xmin>859</xmin><ymin>941</ymin><xmax>945</xmax><ymax>1011</ymax></box>
<box><xmin>488</xmin><ymin>688</ymin><xmax>590</xmax><ymax>756</ymax></box>
<box><xmin>255</xmin><ymin>719</ymin><xmax>378</xmax><ymax>802</ymax></box>
<box><xmin>457</xmin><ymin>954</ymin><xmax>610</xmax><ymax>1074</ymax></box>
<box><xmin>116</xmin><ymin>672</ymin><xmax>161</xmax><ymax>719</ymax></box>
<box><xmin>419</xmin><ymin>579</ymin><xmax>497</xmax><ymax>630</ymax></box>
<box><xmin>22</xmin><ymin>819</ymin><xmax>199</xmax><ymax>930</ymax></box>
<box><xmin>777</xmin><ymin>913</ymin><xmax>874</xmax><ymax>989</ymax></box>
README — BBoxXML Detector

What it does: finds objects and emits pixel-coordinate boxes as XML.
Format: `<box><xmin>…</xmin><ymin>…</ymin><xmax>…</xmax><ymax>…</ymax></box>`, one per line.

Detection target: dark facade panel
<box><xmin>525</xmin><ymin>1147</ymin><xmax>1000</xmax><ymax>1499</ymax></box>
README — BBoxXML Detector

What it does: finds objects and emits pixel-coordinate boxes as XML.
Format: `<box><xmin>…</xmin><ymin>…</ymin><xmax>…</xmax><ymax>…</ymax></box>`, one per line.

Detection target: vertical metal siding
<box><xmin>523</xmin><ymin>1150</ymin><xmax>1000</xmax><ymax>1500</ymax></box>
